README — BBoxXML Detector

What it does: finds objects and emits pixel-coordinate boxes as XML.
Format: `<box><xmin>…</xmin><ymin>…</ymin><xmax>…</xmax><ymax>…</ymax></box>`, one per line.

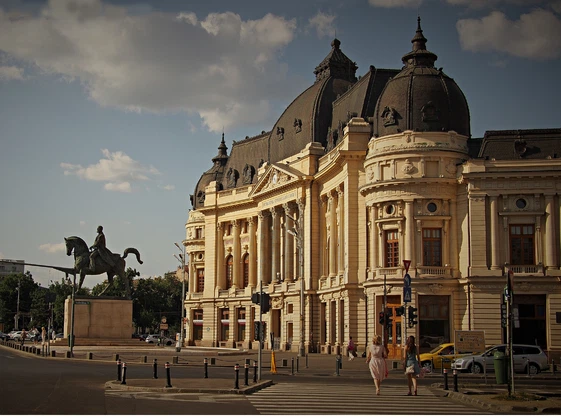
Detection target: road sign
<box><xmin>403</xmin><ymin>286</ymin><xmax>411</xmax><ymax>303</ymax></box>
<box><xmin>403</xmin><ymin>260</ymin><xmax>411</xmax><ymax>273</ymax></box>
<box><xmin>403</xmin><ymin>273</ymin><xmax>411</xmax><ymax>287</ymax></box>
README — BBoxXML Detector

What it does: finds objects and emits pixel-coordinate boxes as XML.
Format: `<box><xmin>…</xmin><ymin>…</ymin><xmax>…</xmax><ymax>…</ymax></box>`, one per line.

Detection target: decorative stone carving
<box><xmin>197</xmin><ymin>190</ymin><xmax>205</xmax><ymax>204</ymax></box>
<box><xmin>294</xmin><ymin>118</ymin><xmax>302</xmax><ymax>133</ymax></box>
<box><xmin>382</xmin><ymin>106</ymin><xmax>397</xmax><ymax>127</ymax></box>
<box><xmin>402</xmin><ymin>159</ymin><xmax>414</xmax><ymax>174</ymax></box>
<box><xmin>226</xmin><ymin>168</ymin><xmax>239</xmax><ymax>188</ymax></box>
<box><xmin>277</xmin><ymin>126</ymin><xmax>285</xmax><ymax>140</ymax></box>
<box><xmin>445</xmin><ymin>160</ymin><xmax>456</xmax><ymax>175</ymax></box>
<box><xmin>428</xmin><ymin>283</ymin><xmax>443</xmax><ymax>293</ymax></box>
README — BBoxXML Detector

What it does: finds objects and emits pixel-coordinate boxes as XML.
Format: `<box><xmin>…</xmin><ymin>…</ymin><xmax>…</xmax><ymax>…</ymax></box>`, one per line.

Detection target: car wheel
<box><xmin>166</xmin><ymin>341</ymin><xmax>172</xmax><ymax>346</ymax></box>
<box><xmin>148</xmin><ymin>341</ymin><xmax>154</xmax><ymax>344</ymax></box>
<box><xmin>470</xmin><ymin>363</ymin><xmax>483</xmax><ymax>374</ymax></box>
<box><xmin>421</xmin><ymin>361</ymin><xmax>433</xmax><ymax>373</ymax></box>
<box><xmin>527</xmin><ymin>363</ymin><xmax>540</xmax><ymax>375</ymax></box>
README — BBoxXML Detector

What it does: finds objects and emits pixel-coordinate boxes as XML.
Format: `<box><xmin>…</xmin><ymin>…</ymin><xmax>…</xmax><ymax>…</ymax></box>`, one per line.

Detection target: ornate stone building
<box><xmin>182</xmin><ymin>19</ymin><xmax>561</xmax><ymax>360</ymax></box>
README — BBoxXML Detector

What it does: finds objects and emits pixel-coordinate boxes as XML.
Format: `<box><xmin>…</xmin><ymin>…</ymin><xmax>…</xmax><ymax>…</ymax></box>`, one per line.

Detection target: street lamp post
<box><xmin>15</xmin><ymin>276</ymin><xmax>21</xmax><ymax>330</ymax></box>
<box><xmin>287</xmin><ymin>214</ymin><xmax>305</xmax><ymax>357</ymax></box>
<box><xmin>174</xmin><ymin>242</ymin><xmax>187</xmax><ymax>348</ymax></box>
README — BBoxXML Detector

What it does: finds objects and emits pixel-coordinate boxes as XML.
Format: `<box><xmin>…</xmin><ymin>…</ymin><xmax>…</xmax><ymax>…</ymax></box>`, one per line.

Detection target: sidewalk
<box><xmin>105</xmin><ymin>378</ymin><xmax>274</xmax><ymax>395</ymax></box>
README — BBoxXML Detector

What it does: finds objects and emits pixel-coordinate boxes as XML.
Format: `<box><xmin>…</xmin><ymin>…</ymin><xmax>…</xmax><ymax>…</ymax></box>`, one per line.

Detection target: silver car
<box><xmin>452</xmin><ymin>344</ymin><xmax>549</xmax><ymax>375</ymax></box>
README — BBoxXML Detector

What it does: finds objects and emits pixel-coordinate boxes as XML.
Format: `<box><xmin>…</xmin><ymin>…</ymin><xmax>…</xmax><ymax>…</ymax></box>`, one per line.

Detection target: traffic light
<box><xmin>251</xmin><ymin>292</ymin><xmax>260</xmax><ymax>305</ymax></box>
<box><xmin>408</xmin><ymin>306</ymin><xmax>418</xmax><ymax>328</ymax></box>
<box><xmin>385</xmin><ymin>308</ymin><xmax>393</xmax><ymax>328</ymax></box>
<box><xmin>378</xmin><ymin>312</ymin><xmax>385</xmax><ymax>324</ymax></box>
<box><xmin>396</xmin><ymin>306</ymin><xmax>405</xmax><ymax>317</ymax></box>
<box><xmin>260</xmin><ymin>292</ymin><xmax>271</xmax><ymax>313</ymax></box>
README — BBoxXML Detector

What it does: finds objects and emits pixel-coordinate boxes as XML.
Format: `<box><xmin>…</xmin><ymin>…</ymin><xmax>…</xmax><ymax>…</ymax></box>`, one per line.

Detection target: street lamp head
<box><xmin>175</xmin><ymin>242</ymin><xmax>184</xmax><ymax>252</ymax></box>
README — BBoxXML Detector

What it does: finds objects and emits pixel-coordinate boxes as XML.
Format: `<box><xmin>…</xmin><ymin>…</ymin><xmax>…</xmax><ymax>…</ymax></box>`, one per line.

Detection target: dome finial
<box><xmin>411</xmin><ymin>15</ymin><xmax>427</xmax><ymax>51</ymax></box>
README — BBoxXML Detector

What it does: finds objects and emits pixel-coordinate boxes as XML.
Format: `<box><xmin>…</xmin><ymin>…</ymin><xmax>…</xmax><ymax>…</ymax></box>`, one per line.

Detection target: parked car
<box><xmin>11</xmin><ymin>331</ymin><xmax>23</xmax><ymax>341</ymax></box>
<box><xmin>145</xmin><ymin>334</ymin><xmax>174</xmax><ymax>346</ymax></box>
<box><xmin>419</xmin><ymin>343</ymin><xmax>475</xmax><ymax>372</ymax></box>
<box><xmin>452</xmin><ymin>344</ymin><xmax>549</xmax><ymax>375</ymax></box>
<box><xmin>139</xmin><ymin>334</ymin><xmax>148</xmax><ymax>341</ymax></box>
<box><xmin>0</xmin><ymin>331</ymin><xmax>8</xmax><ymax>341</ymax></box>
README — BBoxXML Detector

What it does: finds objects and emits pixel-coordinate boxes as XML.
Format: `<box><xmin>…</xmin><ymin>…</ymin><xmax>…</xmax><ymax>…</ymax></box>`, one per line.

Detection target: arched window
<box><xmin>226</xmin><ymin>255</ymin><xmax>233</xmax><ymax>289</ymax></box>
<box><xmin>242</xmin><ymin>254</ymin><xmax>249</xmax><ymax>288</ymax></box>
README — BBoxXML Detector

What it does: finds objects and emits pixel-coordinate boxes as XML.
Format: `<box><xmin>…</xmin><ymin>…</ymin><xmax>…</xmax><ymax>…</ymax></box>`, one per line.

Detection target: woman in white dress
<box><xmin>366</xmin><ymin>334</ymin><xmax>388</xmax><ymax>395</ymax></box>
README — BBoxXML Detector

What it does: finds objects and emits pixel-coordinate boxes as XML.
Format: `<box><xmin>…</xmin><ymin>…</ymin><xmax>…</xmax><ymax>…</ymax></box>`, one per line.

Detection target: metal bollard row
<box><xmin>453</xmin><ymin>369</ymin><xmax>458</xmax><ymax>392</ymax></box>
<box><xmin>443</xmin><ymin>368</ymin><xmax>449</xmax><ymax>390</ymax></box>
<box><xmin>121</xmin><ymin>362</ymin><xmax>127</xmax><ymax>385</ymax></box>
<box><xmin>234</xmin><ymin>364</ymin><xmax>240</xmax><ymax>389</ymax></box>
<box><xmin>253</xmin><ymin>360</ymin><xmax>258</xmax><ymax>383</ymax></box>
<box><xmin>117</xmin><ymin>359</ymin><xmax>122</xmax><ymax>381</ymax></box>
<box><xmin>204</xmin><ymin>357</ymin><xmax>208</xmax><ymax>379</ymax></box>
<box><xmin>244</xmin><ymin>362</ymin><xmax>249</xmax><ymax>386</ymax></box>
<box><xmin>153</xmin><ymin>359</ymin><xmax>158</xmax><ymax>379</ymax></box>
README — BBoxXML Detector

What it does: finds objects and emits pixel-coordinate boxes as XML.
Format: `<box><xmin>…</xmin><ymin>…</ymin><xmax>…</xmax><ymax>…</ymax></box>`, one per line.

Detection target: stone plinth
<box><xmin>64</xmin><ymin>296</ymin><xmax>133</xmax><ymax>339</ymax></box>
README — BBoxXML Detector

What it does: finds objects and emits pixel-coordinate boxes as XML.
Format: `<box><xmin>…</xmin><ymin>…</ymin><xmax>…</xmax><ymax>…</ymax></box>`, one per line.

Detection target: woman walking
<box><xmin>366</xmin><ymin>335</ymin><xmax>387</xmax><ymax>395</ymax></box>
<box><xmin>404</xmin><ymin>335</ymin><xmax>421</xmax><ymax>396</ymax></box>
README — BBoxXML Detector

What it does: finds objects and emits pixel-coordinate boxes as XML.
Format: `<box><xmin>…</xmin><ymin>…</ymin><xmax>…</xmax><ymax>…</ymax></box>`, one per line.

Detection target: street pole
<box><xmin>70</xmin><ymin>272</ymin><xmax>76</xmax><ymax>357</ymax></box>
<box><xmin>15</xmin><ymin>276</ymin><xmax>20</xmax><ymax>330</ymax></box>
<box><xmin>382</xmin><ymin>274</ymin><xmax>387</xmax><ymax>347</ymax></box>
<box><xmin>175</xmin><ymin>243</ymin><xmax>187</xmax><ymax>348</ymax></box>
<box><xmin>258</xmin><ymin>279</ymin><xmax>263</xmax><ymax>381</ymax></box>
<box><xmin>287</xmin><ymin>213</ymin><xmax>305</xmax><ymax>357</ymax></box>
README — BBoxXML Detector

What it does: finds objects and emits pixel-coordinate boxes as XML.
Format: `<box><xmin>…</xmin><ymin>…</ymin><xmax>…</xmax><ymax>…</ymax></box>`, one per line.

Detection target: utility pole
<box><xmin>258</xmin><ymin>279</ymin><xmax>263</xmax><ymax>381</ymax></box>
<box><xmin>174</xmin><ymin>243</ymin><xmax>187</xmax><ymax>348</ymax></box>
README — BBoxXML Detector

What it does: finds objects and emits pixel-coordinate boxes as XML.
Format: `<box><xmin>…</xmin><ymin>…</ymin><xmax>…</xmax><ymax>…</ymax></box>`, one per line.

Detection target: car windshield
<box><xmin>429</xmin><ymin>344</ymin><xmax>449</xmax><ymax>354</ymax></box>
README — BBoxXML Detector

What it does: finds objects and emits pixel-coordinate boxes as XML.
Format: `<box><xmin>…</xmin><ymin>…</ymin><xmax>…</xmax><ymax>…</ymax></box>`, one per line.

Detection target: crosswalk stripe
<box><xmin>246</xmin><ymin>383</ymin><xmax>490</xmax><ymax>415</ymax></box>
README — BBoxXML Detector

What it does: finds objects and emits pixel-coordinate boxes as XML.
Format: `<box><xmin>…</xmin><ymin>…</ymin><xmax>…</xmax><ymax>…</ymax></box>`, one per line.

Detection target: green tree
<box><xmin>91</xmin><ymin>268</ymin><xmax>138</xmax><ymax>298</ymax></box>
<box><xmin>0</xmin><ymin>272</ymin><xmax>38</xmax><ymax>330</ymax></box>
<box><xmin>29</xmin><ymin>287</ymin><xmax>50</xmax><ymax>328</ymax></box>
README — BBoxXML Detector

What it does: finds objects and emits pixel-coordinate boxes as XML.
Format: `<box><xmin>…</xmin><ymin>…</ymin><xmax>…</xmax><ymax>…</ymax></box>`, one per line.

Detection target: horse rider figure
<box><xmin>89</xmin><ymin>225</ymin><xmax>114</xmax><ymax>270</ymax></box>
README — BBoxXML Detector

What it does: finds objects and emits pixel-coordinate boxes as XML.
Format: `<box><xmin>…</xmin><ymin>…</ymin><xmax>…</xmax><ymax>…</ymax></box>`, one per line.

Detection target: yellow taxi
<box><xmin>419</xmin><ymin>343</ymin><xmax>474</xmax><ymax>372</ymax></box>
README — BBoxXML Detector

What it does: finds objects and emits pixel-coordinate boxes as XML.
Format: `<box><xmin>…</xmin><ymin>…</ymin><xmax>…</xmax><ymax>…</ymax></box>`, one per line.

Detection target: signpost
<box><xmin>454</xmin><ymin>330</ymin><xmax>485</xmax><ymax>353</ymax></box>
<box><xmin>402</xmin><ymin>260</ymin><xmax>411</xmax><ymax>355</ymax></box>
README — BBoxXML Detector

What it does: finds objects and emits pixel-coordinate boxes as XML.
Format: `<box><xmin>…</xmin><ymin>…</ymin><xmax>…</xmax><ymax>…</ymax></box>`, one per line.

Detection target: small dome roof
<box><xmin>374</xmin><ymin>17</ymin><xmax>470</xmax><ymax>138</ymax></box>
<box><xmin>190</xmin><ymin>134</ymin><xmax>228</xmax><ymax>209</ymax></box>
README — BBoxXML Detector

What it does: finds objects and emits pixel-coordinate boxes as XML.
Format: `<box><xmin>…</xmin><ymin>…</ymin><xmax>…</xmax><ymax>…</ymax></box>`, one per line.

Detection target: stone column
<box><xmin>329</xmin><ymin>193</ymin><xmax>337</xmax><ymax>276</ymax></box>
<box><xmin>544</xmin><ymin>195</ymin><xmax>556</xmax><ymax>268</ymax></box>
<box><xmin>370</xmin><ymin>205</ymin><xmax>378</xmax><ymax>275</ymax></box>
<box><xmin>188</xmin><ymin>251</ymin><xmax>195</xmax><ymax>293</ymax></box>
<box><xmin>404</xmin><ymin>201</ymin><xmax>415</xmax><ymax>268</ymax></box>
<box><xmin>450</xmin><ymin>199</ymin><xmax>458</xmax><ymax>274</ymax></box>
<box><xmin>337</xmin><ymin>186</ymin><xmax>344</xmax><ymax>275</ymax></box>
<box><xmin>468</xmin><ymin>194</ymin><xmax>488</xmax><ymax>275</ymax></box>
<box><xmin>283</xmin><ymin>203</ymin><xmax>295</xmax><ymax>282</ymax></box>
<box><xmin>490</xmin><ymin>195</ymin><xmax>501</xmax><ymax>270</ymax></box>
<box><xmin>321</xmin><ymin>196</ymin><xmax>328</xmax><ymax>277</ymax></box>
<box><xmin>216</xmin><ymin>222</ymin><xmax>225</xmax><ymax>289</ymax></box>
<box><xmin>232</xmin><ymin>220</ymin><xmax>241</xmax><ymax>287</ymax></box>
<box><xmin>271</xmin><ymin>207</ymin><xmax>281</xmax><ymax>284</ymax></box>
<box><xmin>248</xmin><ymin>217</ymin><xmax>257</xmax><ymax>288</ymax></box>
<box><xmin>257</xmin><ymin>211</ymin><xmax>268</xmax><ymax>286</ymax></box>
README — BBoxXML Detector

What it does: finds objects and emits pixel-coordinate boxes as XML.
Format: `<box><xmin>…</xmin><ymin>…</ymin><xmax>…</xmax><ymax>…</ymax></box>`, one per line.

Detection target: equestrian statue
<box><xmin>64</xmin><ymin>225</ymin><xmax>143</xmax><ymax>299</ymax></box>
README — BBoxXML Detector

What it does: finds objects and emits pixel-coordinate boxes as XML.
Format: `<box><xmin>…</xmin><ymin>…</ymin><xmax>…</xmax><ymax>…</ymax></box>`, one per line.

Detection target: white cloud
<box><xmin>308</xmin><ymin>12</ymin><xmax>336</xmax><ymax>39</ymax></box>
<box><xmin>80</xmin><ymin>220</ymin><xmax>86</xmax><ymax>226</ymax></box>
<box><xmin>0</xmin><ymin>0</ymin><xmax>298</xmax><ymax>132</ymax></box>
<box><xmin>104</xmin><ymin>181</ymin><xmax>132</xmax><ymax>193</ymax></box>
<box><xmin>61</xmin><ymin>149</ymin><xmax>159</xmax><ymax>192</ymax></box>
<box><xmin>39</xmin><ymin>242</ymin><xmax>66</xmax><ymax>254</ymax></box>
<box><xmin>368</xmin><ymin>0</ymin><xmax>422</xmax><ymax>8</ymax></box>
<box><xmin>160</xmin><ymin>184</ymin><xmax>175</xmax><ymax>191</ymax></box>
<box><xmin>457</xmin><ymin>9</ymin><xmax>561</xmax><ymax>60</ymax></box>
<box><xmin>0</xmin><ymin>65</ymin><xmax>24</xmax><ymax>80</ymax></box>
<box><xmin>446</xmin><ymin>0</ymin><xmax>545</xmax><ymax>8</ymax></box>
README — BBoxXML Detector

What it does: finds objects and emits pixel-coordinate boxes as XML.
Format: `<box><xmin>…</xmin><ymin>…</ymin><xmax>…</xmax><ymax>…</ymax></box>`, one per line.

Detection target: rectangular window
<box><xmin>193</xmin><ymin>309</ymin><xmax>203</xmax><ymax>340</ymax></box>
<box><xmin>221</xmin><ymin>309</ymin><xmax>229</xmax><ymax>341</ymax></box>
<box><xmin>422</xmin><ymin>228</ymin><xmax>442</xmax><ymax>266</ymax></box>
<box><xmin>237</xmin><ymin>308</ymin><xmax>246</xmax><ymax>341</ymax></box>
<box><xmin>197</xmin><ymin>269</ymin><xmax>205</xmax><ymax>292</ymax></box>
<box><xmin>510</xmin><ymin>225</ymin><xmax>534</xmax><ymax>265</ymax></box>
<box><xmin>195</xmin><ymin>228</ymin><xmax>203</xmax><ymax>239</ymax></box>
<box><xmin>384</xmin><ymin>230</ymin><xmax>399</xmax><ymax>267</ymax></box>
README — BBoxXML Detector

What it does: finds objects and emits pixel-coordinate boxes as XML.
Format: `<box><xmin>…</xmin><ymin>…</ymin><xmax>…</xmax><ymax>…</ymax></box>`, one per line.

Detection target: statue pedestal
<box><xmin>64</xmin><ymin>296</ymin><xmax>133</xmax><ymax>339</ymax></box>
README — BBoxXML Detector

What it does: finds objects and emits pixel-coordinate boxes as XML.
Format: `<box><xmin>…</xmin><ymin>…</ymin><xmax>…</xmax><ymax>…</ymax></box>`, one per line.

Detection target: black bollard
<box><xmin>244</xmin><ymin>362</ymin><xmax>249</xmax><ymax>386</ymax></box>
<box><xmin>234</xmin><ymin>364</ymin><xmax>240</xmax><ymax>389</ymax></box>
<box><xmin>335</xmin><ymin>356</ymin><xmax>340</xmax><ymax>376</ymax></box>
<box><xmin>443</xmin><ymin>368</ymin><xmax>449</xmax><ymax>390</ymax></box>
<box><xmin>453</xmin><ymin>369</ymin><xmax>458</xmax><ymax>392</ymax></box>
<box><xmin>204</xmin><ymin>357</ymin><xmax>208</xmax><ymax>379</ymax></box>
<box><xmin>253</xmin><ymin>360</ymin><xmax>258</xmax><ymax>383</ymax></box>
<box><xmin>306</xmin><ymin>353</ymin><xmax>308</xmax><ymax>368</ymax></box>
<box><xmin>296</xmin><ymin>356</ymin><xmax>299</xmax><ymax>373</ymax></box>
<box><xmin>120</xmin><ymin>362</ymin><xmax>127</xmax><ymax>385</ymax></box>
<box><xmin>291</xmin><ymin>357</ymin><xmax>294</xmax><ymax>376</ymax></box>
<box><xmin>153</xmin><ymin>358</ymin><xmax>158</xmax><ymax>379</ymax></box>
<box><xmin>552</xmin><ymin>360</ymin><xmax>556</xmax><ymax>375</ymax></box>
<box><xmin>165</xmin><ymin>362</ymin><xmax>172</xmax><ymax>388</ymax></box>
<box><xmin>117</xmin><ymin>359</ymin><xmax>122</xmax><ymax>381</ymax></box>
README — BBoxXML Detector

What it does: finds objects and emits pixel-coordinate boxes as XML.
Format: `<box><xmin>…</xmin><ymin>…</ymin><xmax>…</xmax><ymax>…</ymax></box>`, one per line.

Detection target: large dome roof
<box><xmin>374</xmin><ymin>18</ymin><xmax>470</xmax><ymax>138</ymax></box>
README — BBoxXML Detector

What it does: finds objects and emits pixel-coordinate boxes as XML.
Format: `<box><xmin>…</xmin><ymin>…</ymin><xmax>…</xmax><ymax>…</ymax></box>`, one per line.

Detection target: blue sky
<box><xmin>1</xmin><ymin>0</ymin><xmax>560</xmax><ymax>288</ymax></box>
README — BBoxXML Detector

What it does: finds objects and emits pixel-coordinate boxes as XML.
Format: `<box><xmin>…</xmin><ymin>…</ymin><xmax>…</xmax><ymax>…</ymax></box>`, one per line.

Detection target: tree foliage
<box><xmin>0</xmin><ymin>272</ymin><xmax>38</xmax><ymax>330</ymax></box>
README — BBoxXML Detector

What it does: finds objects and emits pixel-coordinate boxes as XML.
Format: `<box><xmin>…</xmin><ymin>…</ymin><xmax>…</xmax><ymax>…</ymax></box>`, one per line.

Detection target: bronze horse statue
<box><xmin>64</xmin><ymin>236</ymin><xmax>143</xmax><ymax>299</ymax></box>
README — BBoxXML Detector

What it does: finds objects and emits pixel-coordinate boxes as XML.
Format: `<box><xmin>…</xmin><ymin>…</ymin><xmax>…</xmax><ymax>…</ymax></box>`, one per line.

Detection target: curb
<box><xmin>104</xmin><ymin>379</ymin><xmax>274</xmax><ymax>395</ymax></box>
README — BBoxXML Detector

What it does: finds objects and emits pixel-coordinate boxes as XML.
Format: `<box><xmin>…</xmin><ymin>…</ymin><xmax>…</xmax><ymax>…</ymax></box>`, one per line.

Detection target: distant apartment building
<box><xmin>0</xmin><ymin>259</ymin><xmax>24</xmax><ymax>277</ymax></box>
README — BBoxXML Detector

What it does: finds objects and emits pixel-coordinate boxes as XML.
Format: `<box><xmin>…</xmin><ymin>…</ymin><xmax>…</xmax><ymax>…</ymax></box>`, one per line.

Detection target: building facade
<box><xmin>182</xmin><ymin>19</ymin><xmax>561</xmax><ymax>359</ymax></box>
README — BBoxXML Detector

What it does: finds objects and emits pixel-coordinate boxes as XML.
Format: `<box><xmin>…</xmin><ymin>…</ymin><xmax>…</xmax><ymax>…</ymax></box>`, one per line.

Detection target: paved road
<box><xmin>246</xmin><ymin>382</ymin><xmax>491</xmax><ymax>415</ymax></box>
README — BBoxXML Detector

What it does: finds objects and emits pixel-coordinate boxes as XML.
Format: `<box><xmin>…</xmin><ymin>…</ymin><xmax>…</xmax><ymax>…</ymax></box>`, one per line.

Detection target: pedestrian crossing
<box><xmin>246</xmin><ymin>383</ymin><xmax>491</xmax><ymax>415</ymax></box>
